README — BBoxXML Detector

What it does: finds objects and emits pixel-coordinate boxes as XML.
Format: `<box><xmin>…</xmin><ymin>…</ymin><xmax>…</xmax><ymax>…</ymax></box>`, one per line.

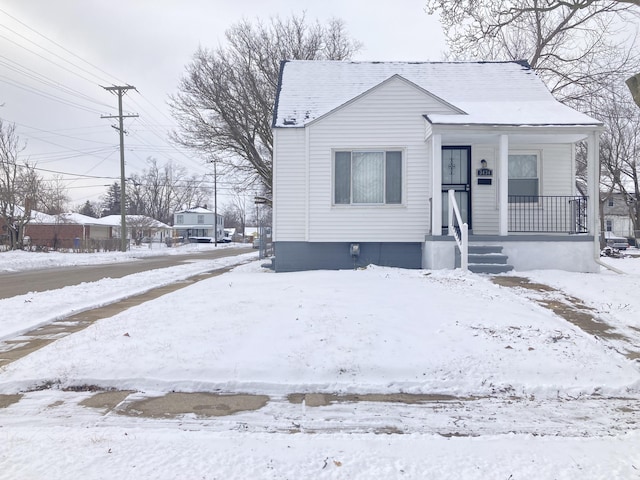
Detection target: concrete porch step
<box><xmin>468</xmin><ymin>263</ymin><xmax>514</xmax><ymax>274</ymax></box>
<box><xmin>456</xmin><ymin>245</ymin><xmax>514</xmax><ymax>274</ymax></box>
<box><xmin>468</xmin><ymin>253</ymin><xmax>509</xmax><ymax>265</ymax></box>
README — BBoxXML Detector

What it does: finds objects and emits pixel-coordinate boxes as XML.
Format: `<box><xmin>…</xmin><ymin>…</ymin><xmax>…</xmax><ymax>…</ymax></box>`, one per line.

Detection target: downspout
<box><xmin>595</xmin><ymin>257</ymin><xmax>625</xmax><ymax>274</ymax></box>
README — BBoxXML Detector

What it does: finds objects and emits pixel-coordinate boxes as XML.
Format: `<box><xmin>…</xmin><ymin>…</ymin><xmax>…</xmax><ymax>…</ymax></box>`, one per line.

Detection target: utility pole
<box><xmin>213</xmin><ymin>158</ymin><xmax>218</xmax><ymax>246</ymax></box>
<box><xmin>101</xmin><ymin>85</ymin><xmax>138</xmax><ymax>252</ymax></box>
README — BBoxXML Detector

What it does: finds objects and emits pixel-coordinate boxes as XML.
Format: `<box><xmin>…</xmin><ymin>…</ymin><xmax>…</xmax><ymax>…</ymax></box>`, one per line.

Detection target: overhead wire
<box><xmin>0</xmin><ymin>6</ymin><xmax>125</xmax><ymax>86</ymax></box>
<box><xmin>0</xmin><ymin>7</ymin><xmax>253</xmax><ymax>203</ymax></box>
<box><xmin>0</xmin><ymin>75</ymin><xmax>106</xmax><ymax>114</ymax></box>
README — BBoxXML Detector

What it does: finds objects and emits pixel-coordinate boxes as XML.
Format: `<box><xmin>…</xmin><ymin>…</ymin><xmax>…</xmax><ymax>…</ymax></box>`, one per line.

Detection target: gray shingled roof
<box><xmin>273</xmin><ymin>60</ymin><xmax>601</xmax><ymax>128</ymax></box>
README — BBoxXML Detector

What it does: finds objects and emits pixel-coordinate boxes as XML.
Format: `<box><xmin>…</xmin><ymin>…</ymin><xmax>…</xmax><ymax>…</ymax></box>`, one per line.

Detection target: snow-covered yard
<box><xmin>1</xmin><ymin>246</ymin><xmax>639</xmax><ymax>479</ymax></box>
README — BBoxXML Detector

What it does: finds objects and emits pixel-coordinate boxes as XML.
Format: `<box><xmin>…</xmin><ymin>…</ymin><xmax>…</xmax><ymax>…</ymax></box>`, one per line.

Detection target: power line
<box><xmin>0</xmin><ymin>6</ymin><xmax>125</xmax><ymax>86</ymax></box>
<box><xmin>0</xmin><ymin>75</ymin><xmax>105</xmax><ymax>114</ymax></box>
<box><xmin>0</xmin><ymin>55</ymin><xmax>114</xmax><ymax>109</ymax></box>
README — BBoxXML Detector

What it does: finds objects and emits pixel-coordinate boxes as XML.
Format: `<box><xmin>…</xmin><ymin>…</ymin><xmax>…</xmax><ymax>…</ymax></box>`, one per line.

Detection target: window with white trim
<box><xmin>176</xmin><ymin>215</ymin><xmax>184</xmax><ymax>224</ymax></box>
<box><xmin>197</xmin><ymin>215</ymin><xmax>204</xmax><ymax>224</ymax></box>
<box><xmin>508</xmin><ymin>153</ymin><xmax>539</xmax><ymax>202</ymax></box>
<box><xmin>334</xmin><ymin>150</ymin><xmax>402</xmax><ymax>205</ymax></box>
<box><xmin>606</xmin><ymin>220</ymin><xmax>612</xmax><ymax>232</ymax></box>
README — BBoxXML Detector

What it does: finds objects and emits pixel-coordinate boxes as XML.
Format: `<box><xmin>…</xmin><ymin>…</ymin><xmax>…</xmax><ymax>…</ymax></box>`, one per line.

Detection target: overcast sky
<box><xmin>0</xmin><ymin>0</ymin><xmax>446</xmax><ymax>209</ymax></box>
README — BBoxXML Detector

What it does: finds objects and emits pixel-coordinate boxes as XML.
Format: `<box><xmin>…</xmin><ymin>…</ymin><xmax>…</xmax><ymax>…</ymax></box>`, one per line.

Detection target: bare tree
<box><xmin>125</xmin><ymin>215</ymin><xmax>159</xmax><ymax>245</ymax></box>
<box><xmin>38</xmin><ymin>174</ymin><xmax>70</xmax><ymax>216</ymax></box>
<box><xmin>426</xmin><ymin>0</ymin><xmax>640</xmax><ymax>104</ymax></box>
<box><xmin>169</xmin><ymin>13</ymin><xmax>361</xmax><ymax>196</ymax></box>
<box><xmin>127</xmin><ymin>158</ymin><xmax>212</xmax><ymax>224</ymax></box>
<box><xmin>594</xmin><ymin>87</ymin><xmax>640</xmax><ymax>236</ymax></box>
<box><xmin>221</xmin><ymin>190</ymin><xmax>250</xmax><ymax>238</ymax></box>
<box><xmin>0</xmin><ymin>120</ymin><xmax>41</xmax><ymax>249</ymax></box>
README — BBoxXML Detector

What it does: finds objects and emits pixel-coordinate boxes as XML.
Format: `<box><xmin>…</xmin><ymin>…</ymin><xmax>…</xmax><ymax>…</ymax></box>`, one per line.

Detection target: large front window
<box><xmin>508</xmin><ymin>153</ymin><xmax>539</xmax><ymax>202</ymax></box>
<box><xmin>334</xmin><ymin>150</ymin><xmax>402</xmax><ymax>205</ymax></box>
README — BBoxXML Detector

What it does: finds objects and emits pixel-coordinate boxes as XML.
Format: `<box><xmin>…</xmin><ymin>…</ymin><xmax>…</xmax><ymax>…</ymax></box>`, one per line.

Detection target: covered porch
<box><xmin>423</xmin><ymin>124</ymin><xmax>602</xmax><ymax>273</ymax></box>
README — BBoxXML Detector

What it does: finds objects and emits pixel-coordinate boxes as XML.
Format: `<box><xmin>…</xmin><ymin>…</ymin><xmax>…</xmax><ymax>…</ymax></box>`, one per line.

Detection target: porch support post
<box><xmin>432</xmin><ymin>133</ymin><xmax>442</xmax><ymax>235</ymax></box>
<box><xmin>587</xmin><ymin>131</ymin><xmax>600</xmax><ymax>243</ymax></box>
<box><xmin>498</xmin><ymin>134</ymin><xmax>509</xmax><ymax>236</ymax></box>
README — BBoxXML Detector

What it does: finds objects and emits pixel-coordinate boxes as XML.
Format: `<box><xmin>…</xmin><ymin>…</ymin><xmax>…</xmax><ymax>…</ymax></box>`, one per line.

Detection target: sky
<box><xmin>0</xmin><ymin>246</ymin><xmax>639</xmax><ymax>477</ymax></box>
<box><xmin>0</xmin><ymin>0</ymin><xmax>447</xmax><ymax>209</ymax></box>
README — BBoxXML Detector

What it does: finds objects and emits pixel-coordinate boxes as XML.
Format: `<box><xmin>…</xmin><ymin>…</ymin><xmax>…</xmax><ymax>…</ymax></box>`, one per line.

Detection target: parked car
<box><xmin>605</xmin><ymin>235</ymin><xmax>629</xmax><ymax>250</ymax></box>
<box><xmin>252</xmin><ymin>237</ymin><xmax>261</xmax><ymax>249</ymax></box>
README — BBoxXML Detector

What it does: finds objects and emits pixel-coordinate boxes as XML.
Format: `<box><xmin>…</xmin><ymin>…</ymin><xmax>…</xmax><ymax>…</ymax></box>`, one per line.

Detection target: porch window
<box><xmin>334</xmin><ymin>150</ymin><xmax>402</xmax><ymax>205</ymax></box>
<box><xmin>508</xmin><ymin>153</ymin><xmax>539</xmax><ymax>202</ymax></box>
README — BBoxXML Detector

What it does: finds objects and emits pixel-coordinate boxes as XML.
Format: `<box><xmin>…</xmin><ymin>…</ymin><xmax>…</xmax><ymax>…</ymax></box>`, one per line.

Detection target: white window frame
<box><xmin>197</xmin><ymin>214</ymin><xmax>205</xmax><ymax>224</ymax></box>
<box><xmin>508</xmin><ymin>150</ymin><xmax>540</xmax><ymax>203</ymax></box>
<box><xmin>176</xmin><ymin>214</ymin><xmax>184</xmax><ymax>225</ymax></box>
<box><xmin>332</xmin><ymin>149</ymin><xmax>404</xmax><ymax>206</ymax></box>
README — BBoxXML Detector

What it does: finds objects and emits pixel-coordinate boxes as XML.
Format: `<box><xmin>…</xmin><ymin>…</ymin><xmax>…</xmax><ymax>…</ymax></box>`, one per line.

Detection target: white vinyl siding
<box><xmin>305</xmin><ymin>76</ymin><xmax>454</xmax><ymax>242</ymax></box>
<box><xmin>538</xmin><ymin>144</ymin><xmax>573</xmax><ymax>196</ymax></box>
<box><xmin>470</xmin><ymin>145</ymin><xmax>498</xmax><ymax>234</ymax></box>
<box><xmin>472</xmin><ymin>144</ymin><xmax>574</xmax><ymax>235</ymax></box>
<box><xmin>273</xmin><ymin>128</ymin><xmax>307</xmax><ymax>241</ymax></box>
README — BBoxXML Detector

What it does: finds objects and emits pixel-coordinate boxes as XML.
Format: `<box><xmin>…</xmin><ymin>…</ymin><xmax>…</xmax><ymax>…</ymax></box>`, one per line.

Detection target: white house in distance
<box><xmin>92</xmin><ymin>215</ymin><xmax>172</xmax><ymax>242</ymax></box>
<box><xmin>173</xmin><ymin>207</ymin><xmax>224</xmax><ymax>242</ymax></box>
<box><xmin>271</xmin><ymin>60</ymin><xmax>602</xmax><ymax>273</ymax></box>
<box><xmin>603</xmin><ymin>193</ymin><xmax>637</xmax><ymax>239</ymax></box>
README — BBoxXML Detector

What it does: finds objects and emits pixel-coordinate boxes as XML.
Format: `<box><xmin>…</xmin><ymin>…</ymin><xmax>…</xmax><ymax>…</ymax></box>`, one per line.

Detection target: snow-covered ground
<box><xmin>1</xmin><ymin>246</ymin><xmax>639</xmax><ymax>479</ymax></box>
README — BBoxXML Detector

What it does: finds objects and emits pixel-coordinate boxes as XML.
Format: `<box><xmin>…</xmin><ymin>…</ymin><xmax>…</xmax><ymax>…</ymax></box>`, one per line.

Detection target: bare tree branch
<box><xmin>426</xmin><ymin>0</ymin><xmax>640</xmax><ymax>105</ymax></box>
<box><xmin>169</xmin><ymin>13</ymin><xmax>361</xmax><ymax>196</ymax></box>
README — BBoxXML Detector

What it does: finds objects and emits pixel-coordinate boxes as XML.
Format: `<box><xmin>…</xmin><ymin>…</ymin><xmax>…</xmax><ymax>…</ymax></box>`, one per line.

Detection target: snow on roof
<box><xmin>59</xmin><ymin>212</ymin><xmax>103</xmax><ymax>225</ymax></box>
<box><xmin>29</xmin><ymin>210</ymin><xmax>58</xmax><ymax>224</ymax></box>
<box><xmin>92</xmin><ymin>215</ymin><xmax>171</xmax><ymax>229</ymax></box>
<box><xmin>273</xmin><ymin>60</ymin><xmax>601</xmax><ymax>128</ymax></box>
<box><xmin>175</xmin><ymin>207</ymin><xmax>214</xmax><ymax>214</ymax></box>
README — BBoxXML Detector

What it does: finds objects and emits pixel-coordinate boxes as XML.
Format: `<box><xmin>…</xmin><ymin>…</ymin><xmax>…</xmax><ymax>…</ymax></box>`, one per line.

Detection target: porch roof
<box><xmin>426</xmin><ymin>100</ymin><xmax>601</xmax><ymax>127</ymax></box>
<box><xmin>427</xmin><ymin>122</ymin><xmax>602</xmax><ymax>144</ymax></box>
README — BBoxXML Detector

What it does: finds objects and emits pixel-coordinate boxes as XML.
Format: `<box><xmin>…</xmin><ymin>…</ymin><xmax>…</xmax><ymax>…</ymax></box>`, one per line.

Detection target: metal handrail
<box><xmin>448</xmin><ymin>189</ymin><xmax>468</xmax><ymax>271</ymax></box>
<box><xmin>508</xmin><ymin>195</ymin><xmax>588</xmax><ymax>233</ymax></box>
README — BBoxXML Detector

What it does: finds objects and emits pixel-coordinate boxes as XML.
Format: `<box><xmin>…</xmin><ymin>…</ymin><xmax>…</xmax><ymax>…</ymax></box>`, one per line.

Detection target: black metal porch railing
<box><xmin>508</xmin><ymin>195</ymin><xmax>588</xmax><ymax>234</ymax></box>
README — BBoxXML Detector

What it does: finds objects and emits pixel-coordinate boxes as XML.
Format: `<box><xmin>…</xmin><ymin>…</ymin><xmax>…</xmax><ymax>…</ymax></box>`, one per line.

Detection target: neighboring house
<box><xmin>603</xmin><ymin>193</ymin><xmax>635</xmax><ymax>239</ymax></box>
<box><xmin>20</xmin><ymin>212</ymin><xmax>170</xmax><ymax>248</ymax></box>
<box><xmin>94</xmin><ymin>215</ymin><xmax>173</xmax><ymax>242</ymax></box>
<box><xmin>272</xmin><ymin>60</ymin><xmax>602</xmax><ymax>273</ymax></box>
<box><xmin>59</xmin><ymin>212</ymin><xmax>112</xmax><ymax>240</ymax></box>
<box><xmin>22</xmin><ymin>211</ymin><xmax>84</xmax><ymax>249</ymax></box>
<box><xmin>173</xmin><ymin>207</ymin><xmax>224</xmax><ymax>242</ymax></box>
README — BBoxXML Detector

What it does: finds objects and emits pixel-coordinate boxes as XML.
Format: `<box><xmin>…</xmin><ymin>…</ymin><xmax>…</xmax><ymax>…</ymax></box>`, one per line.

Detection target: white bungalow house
<box><xmin>271</xmin><ymin>60</ymin><xmax>602</xmax><ymax>273</ymax></box>
<box><xmin>173</xmin><ymin>207</ymin><xmax>224</xmax><ymax>242</ymax></box>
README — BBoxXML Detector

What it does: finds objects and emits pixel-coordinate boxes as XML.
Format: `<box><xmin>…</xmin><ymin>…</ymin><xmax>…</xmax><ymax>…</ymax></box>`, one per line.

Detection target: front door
<box><xmin>442</xmin><ymin>146</ymin><xmax>471</xmax><ymax>230</ymax></box>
